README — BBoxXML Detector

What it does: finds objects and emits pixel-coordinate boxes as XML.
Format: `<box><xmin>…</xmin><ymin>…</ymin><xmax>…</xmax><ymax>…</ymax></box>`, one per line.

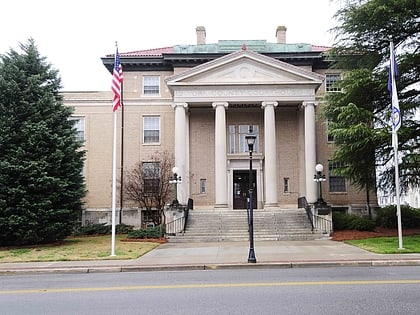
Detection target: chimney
<box><xmin>196</xmin><ymin>26</ymin><xmax>206</xmax><ymax>45</ymax></box>
<box><xmin>276</xmin><ymin>26</ymin><xmax>287</xmax><ymax>44</ymax></box>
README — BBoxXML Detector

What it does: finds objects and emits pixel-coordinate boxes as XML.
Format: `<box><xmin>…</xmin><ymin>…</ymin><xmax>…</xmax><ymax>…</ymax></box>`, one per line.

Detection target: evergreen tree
<box><xmin>0</xmin><ymin>39</ymin><xmax>86</xmax><ymax>246</ymax></box>
<box><xmin>324</xmin><ymin>0</ymin><xmax>419</xmax><ymax>198</ymax></box>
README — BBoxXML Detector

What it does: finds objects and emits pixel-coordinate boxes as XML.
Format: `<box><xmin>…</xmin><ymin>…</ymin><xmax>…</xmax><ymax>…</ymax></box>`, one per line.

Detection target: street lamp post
<box><xmin>245</xmin><ymin>130</ymin><xmax>257</xmax><ymax>263</ymax></box>
<box><xmin>169</xmin><ymin>166</ymin><xmax>182</xmax><ymax>207</ymax></box>
<box><xmin>313</xmin><ymin>164</ymin><xmax>327</xmax><ymax>207</ymax></box>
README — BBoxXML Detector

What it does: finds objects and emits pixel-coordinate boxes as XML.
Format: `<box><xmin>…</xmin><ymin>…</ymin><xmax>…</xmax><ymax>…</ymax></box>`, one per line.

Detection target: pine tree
<box><xmin>324</xmin><ymin>0</ymin><xmax>419</xmax><ymax>197</ymax></box>
<box><xmin>0</xmin><ymin>39</ymin><xmax>86</xmax><ymax>246</ymax></box>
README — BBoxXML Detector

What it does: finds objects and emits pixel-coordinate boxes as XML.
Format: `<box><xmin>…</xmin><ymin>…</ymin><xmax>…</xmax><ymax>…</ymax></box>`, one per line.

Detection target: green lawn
<box><xmin>346</xmin><ymin>235</ymin><xmax>420</xmax><ymax>254</ymax></box>
<box><xmin>0</xmin><ymin>235</ymin><xmax>161</xmax><ymax>263</ymax></box>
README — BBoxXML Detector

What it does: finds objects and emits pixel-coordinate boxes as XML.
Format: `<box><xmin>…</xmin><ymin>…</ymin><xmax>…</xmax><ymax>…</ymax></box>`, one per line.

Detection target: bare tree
<box><xmin>124</xmin><ymin>151</ymin><xmax>174</xmax><ymax>226</ymax></box>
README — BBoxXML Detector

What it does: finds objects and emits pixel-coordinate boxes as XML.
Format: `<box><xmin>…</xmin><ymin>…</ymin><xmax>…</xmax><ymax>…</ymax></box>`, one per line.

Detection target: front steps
<box><xmin>167</xmin><ymin>208</ymin><xmax>327</xmax><ymax>243</ymax></box>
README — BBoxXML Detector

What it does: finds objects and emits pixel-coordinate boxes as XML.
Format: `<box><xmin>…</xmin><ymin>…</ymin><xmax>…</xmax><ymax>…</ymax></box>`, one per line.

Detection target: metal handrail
<box><xmin>298</xmin><ymin>197</ymin><xmax>315</xmax><ymax>230</ymax></box>
<box><xmin>165</xmin><ymin>216</ymin><xmax>185</xmax><ymax>235</ymax></box>
<box><xmin>298</xmin><ymin>196</ymin><xmax>332</xmax><ymax>235</ymax></box>
<box><xmin>312</xmin><ymin>214</ymin><xmax>333</xmax><ymax>235</ymax></box>
<box><xmin>305</xmin><ymin>206</ymin><xmax>315</xmax><ymax>231</ymax></box>
<box><xmin>164</xmin><ymin>199</ymin><xmax>192</xmax><ymax>236</ymax></box>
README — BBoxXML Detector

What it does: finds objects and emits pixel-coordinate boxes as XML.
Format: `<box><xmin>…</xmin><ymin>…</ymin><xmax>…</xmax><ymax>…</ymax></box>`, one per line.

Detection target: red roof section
<box><xmin>311</xmin><ymin>45</ymin><xmax>331</xmax><ymax>52</ymax></box>
<box><xmin>106</xmin><ymin>46</ymin><xmax>174</xmax><ymax>58</ymax></box>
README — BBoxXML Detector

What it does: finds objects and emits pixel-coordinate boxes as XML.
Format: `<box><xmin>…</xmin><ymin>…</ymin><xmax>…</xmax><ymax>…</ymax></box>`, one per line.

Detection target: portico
<box><xmin>166</xmin><ymin>49</ymin><xmax>323</xmax><ymax>209</ymax></box>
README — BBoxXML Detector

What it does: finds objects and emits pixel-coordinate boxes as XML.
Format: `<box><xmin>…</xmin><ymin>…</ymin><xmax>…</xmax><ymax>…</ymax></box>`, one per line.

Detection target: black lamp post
<box><xmin>169</xmin><ymin>166</ymin><xmax>182</xmax><ymax>207</ymax></box>
<box><xmin>245</xmin><ymin>131</ymin><xmax>257</xmax><ymax>263</ymax></box>
<box><xmin>313</xmin><ymin>163</ymin><xmax>327</xmax><ymax>207</ymax></box>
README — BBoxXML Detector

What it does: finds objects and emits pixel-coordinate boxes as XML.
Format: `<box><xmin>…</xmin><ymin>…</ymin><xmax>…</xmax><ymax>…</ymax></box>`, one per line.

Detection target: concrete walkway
<box><xmin>1</xmin><ymin>240</ymin><xmax>420</xmax><ymax>275</ymax></box>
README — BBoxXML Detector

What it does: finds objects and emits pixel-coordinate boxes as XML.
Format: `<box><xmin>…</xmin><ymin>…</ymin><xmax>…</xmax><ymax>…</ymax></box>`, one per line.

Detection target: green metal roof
<box><xmin>173</xmin><ymin>40</ymin><xmax>313</xmax><ymax>54</ymax></box>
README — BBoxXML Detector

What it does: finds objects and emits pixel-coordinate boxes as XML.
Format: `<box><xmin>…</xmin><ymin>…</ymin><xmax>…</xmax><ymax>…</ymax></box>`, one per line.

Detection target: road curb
<box><xmin>2</xmin><ymin>259</ymin><xmax>420</xmax><ymax>275</ymax></box>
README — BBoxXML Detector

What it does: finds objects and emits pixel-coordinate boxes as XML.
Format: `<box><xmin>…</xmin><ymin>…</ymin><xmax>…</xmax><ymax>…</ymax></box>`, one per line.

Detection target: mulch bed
<box><xmin>120</xmin><ymin>238</ymin><xmax>168</xmax><ymax>244</ymax></box>
<box><xmin>331</xmin><ymin>227</ymin><xmax>420</xmax><ymax>241</ymax></box>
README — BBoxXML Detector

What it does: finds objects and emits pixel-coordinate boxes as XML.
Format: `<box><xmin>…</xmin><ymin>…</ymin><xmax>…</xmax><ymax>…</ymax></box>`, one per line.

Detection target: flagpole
<box><xmin>111</xmin><ymin>110</ymin><xmax>117</xmax><ymax>256</ymax></box>
<box><xmin>119</xmin><ymin>83</ymin><xmax>124</xmax><ymax>224</ymax></box>
<box><xmin>389</xmin><ymin>41</ymin><xmax>403</xmax><ymax>250</ymax></box>
<box><xmin>393</xmin><ymin>131</ymin><xmax>403</xmax><ymax>249</ymax></box>
<box><xmin>110</xmin><ymin>42</ymin><xmax>123</xmax><ymax>256</ymax></box>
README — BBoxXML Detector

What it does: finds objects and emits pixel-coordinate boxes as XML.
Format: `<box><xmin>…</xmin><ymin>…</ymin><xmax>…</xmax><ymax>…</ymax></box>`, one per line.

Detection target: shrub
<box><xmin>73</xmin><ymin>223</ymin><xmax>134</xmax><ymax>236</ymax></box>
<box><xmin>127</xmin><ymin>226</ymin><xmax>164</xmax><ymax>239</ymax></box>
<box><xmin>376</xmin><ymin>205</ymin><xmax>420</xmax><ymax>229</ymax></box>
<box><xmin>115</xmin><ymin>224</ymin><xmax>134</xmax><ymax>234</ymax></box>
<box><xmin>332</xmin><ymin>211</ymin><xmax>376</xmax><ymax>231</ymax></box>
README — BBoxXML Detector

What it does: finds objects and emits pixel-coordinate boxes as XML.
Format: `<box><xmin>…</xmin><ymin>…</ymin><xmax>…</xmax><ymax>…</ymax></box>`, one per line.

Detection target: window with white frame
<box><xmin>284</xmin><ymin>177</ymin><xmax>290</xmax><ymax>193</ymax></box>
<box><xmin>143</xmin><ymin>76</ymin><xmax>160</xmax><ymax>96</ymax></box>
<box><xmin>200</xmin><ymin>179</ymin><xmax>206</xmax><ymax>194</ymax></box>
<box><xmin>143</xmin><ymin>116</ymin><xmax>160</xmax><ymax>144</ymax></box>
<box><xmin>328</xmin><ymin>161</ymin><xmax>346</xmax><ymax>192</ymax></box>
<box><xmin>325</xmin><ymin>74</ymin><xmax>341</xmax><ymax>92</ymax></box>
<box><xmin>327</xmin><ymin>120</ymin><xmax>334</xmax><ymax>142</ymax></box>
<box><xmin>142</xmin><ymin>162</ymin><xmax>160</xmax><ymax>194</ymax></box>
<box><xmin>229</xmin><ymin>124</ymin><xmax>259</xmax><ymax>154</ymax></box>
<box><xmin>229</xmin><ymin>125</ymin><xmax>236</xmax><ymax>154</ymax></box>
<box><xmin>69</xmin><ymin>117</ymin><xmax>85</xmax><ymax>142</ymax></box>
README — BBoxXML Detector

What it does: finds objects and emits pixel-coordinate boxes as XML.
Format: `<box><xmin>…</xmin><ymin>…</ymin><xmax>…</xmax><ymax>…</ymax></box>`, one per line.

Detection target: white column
<box><xmin>262</xmin><ymin>101</ymin><xmax>278</xmax><ymax>208</ymax></box>
<box><xmin>172</xmin><ymin>102</ymin><xmax>188</xmax><ymax>204</ymax></box>
<box><xmin>212</xmin><ymin>102</ymin><xmax>228</xmax><ymax>208</ymax></box>
<box><xmin>303</xmin><ymin>101</ymin><xmax>317</xmax><ymax>203</ymax></box>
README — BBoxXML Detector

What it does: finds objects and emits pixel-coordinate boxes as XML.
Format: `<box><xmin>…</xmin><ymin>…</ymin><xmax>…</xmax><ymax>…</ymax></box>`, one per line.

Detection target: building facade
<box><xmin>64</xmin><ymin>26</ymin><xmax>376</xmax><ymax>225</ymax></box>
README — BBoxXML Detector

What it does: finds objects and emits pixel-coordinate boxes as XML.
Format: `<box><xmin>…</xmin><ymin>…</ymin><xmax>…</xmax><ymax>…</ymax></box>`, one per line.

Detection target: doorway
<box><xmin>233</xmin><ymin>170</ymin><xmax>257</xmax><ymax>209</ymax></box>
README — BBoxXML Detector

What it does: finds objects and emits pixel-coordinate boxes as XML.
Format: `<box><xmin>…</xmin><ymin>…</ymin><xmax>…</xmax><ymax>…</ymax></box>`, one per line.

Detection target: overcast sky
<box><xmin>1</xmin><ymin>0</ymin><xmax>342</xmax><ymax>91</ymax></box>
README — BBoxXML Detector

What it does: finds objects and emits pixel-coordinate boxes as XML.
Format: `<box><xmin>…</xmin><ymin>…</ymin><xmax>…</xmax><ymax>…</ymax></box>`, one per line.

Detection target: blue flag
<box><xmin>388</xmin><ymin>42</ymin><xmax>401</xmax><ymax>131</ymax></box>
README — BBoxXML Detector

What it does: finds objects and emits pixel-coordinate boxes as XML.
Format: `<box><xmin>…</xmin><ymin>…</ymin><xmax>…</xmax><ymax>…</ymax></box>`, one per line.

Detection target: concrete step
<box><xmin>167</xmin><ymin>208</ymin><xmax>326</xmax><ymax>243</ymax></box>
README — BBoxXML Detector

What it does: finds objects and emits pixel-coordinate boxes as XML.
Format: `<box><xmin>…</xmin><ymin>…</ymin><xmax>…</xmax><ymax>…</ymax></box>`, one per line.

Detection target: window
<box><xmin>327</xmin><ymin>120</ymin><xmax>334</xmax><ymax>142</ymax></box>
<box><xmin>284</xmin><ymin>177</ymin><xmax>290</xmax><ymax>193</ymax></box>
<box><xmin>325</xmin><ymin>74</ymin><xmax>341</xmax><ymax>92</ymax></box>
<box><xmin>229</xmin><ymin>124</ymin><xmax>259</xmax><ymax>154</ymax></box>
<box><xmin>200</xmin><ymin>179</ymin><xmax>206</xmax><ymax>194</ymax></box>
<box><xmin>229</xmin><ymin>125</ymin><xmax>235</xmax><ymax>154</ymax></box>
<box><xmin>143</xmin><ymin>116</ymin><xmax>160</xmax><ymax>144</ymax></box>
<box><xmin>143</xmin><ymin>76</ymin><xmax>160</xmax><ymax>95</ymax></box>
<box><xmin>69</xmin><ymin>117</ymin><xmax>85</xmax><ymax>142</ymax></box>
<box><xmin>328</xmin><ymin>161</ymin><xmax>346</xmax><ymax>192</ymax></box>
<box><xmin>142</xmin><ymin>162</ymin><xmax>160</xmax><ymax>194</ymax></box>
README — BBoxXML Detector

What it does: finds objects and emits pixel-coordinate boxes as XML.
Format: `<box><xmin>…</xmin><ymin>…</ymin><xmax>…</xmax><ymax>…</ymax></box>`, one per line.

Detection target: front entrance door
<box><xmin>233</xmin><ymin>170</ymin><xmax>257</xmax><ymax>209</ymax></box>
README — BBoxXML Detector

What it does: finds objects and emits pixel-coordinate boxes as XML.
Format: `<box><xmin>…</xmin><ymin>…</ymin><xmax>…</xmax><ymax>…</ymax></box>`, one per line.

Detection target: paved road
<box><xmin>2</xmin><ymin>266</ymin><xmax>420</xmax><ymax>314</ymax></box>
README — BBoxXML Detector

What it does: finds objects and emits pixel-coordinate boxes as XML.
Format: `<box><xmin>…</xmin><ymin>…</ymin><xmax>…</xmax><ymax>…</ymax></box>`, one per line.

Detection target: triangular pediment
<box><xmin>166</xmin><ymin>50</ymin><xmax>324</xmax><ymax>87</ymax></box>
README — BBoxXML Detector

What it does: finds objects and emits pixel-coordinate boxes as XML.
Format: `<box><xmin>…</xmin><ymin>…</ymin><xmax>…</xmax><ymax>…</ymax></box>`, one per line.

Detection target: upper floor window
<box><xmin>143</xmin><ymin>76</ymin><xmax>160</xmax><ymax>96</ymax></box>
<box><xmin>229</xmin><ymin>124</ymin><xmax>259</xmax><ymax>154</ymax></box>
<box><xmin>328</xmin><ymin>161</ymin><xmax>346</xmax><ymax>192</ymax></box>
<box><xmin>143</xmin><ymin>116</ymin><xmax>160</xmax><ymax>144</ymax></box>
<box><xmin>325</xmin><ymin>74</ymin><xmax>341</xmax><ymax>92</ymax></box>
<box><xmin>69</xmin><ymin>117</ymin><xmax>85</xmax><ymax>142</ymax></box>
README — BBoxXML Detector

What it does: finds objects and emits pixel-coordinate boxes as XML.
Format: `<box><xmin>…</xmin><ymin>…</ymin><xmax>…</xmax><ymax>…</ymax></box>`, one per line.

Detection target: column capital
<box><xmin>172</xmin><ymin>102</ymin><xmax>188</xmax><ymax>110</ymax></box>
<box><xmin>212</xmin><ymin>102</ymin><xmax>228</xmax><ymax>109</ymax></box>
<box><xmin>302</xmin><ymin>101</ymin><xmax>318</xmax><ymax>108</ymax></box>
<box><xmin>261</xmin><ymin>101</ymin><xmax>278</xmax><ymax>109</ymax></box>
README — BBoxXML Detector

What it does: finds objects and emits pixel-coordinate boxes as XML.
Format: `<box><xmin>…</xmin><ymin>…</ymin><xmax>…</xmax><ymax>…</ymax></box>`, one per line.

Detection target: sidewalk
<box><xmin>2</xmin><ymin>239</ymin><xmax>420</xmax><ymax>275</ymax></box>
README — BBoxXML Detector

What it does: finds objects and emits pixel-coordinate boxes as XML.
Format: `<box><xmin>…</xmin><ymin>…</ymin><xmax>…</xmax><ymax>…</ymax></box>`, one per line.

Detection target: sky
<box><xmin>1</xmin><ymin>0</ymin><xmax>343</xmax><ymax>91</ymax></box>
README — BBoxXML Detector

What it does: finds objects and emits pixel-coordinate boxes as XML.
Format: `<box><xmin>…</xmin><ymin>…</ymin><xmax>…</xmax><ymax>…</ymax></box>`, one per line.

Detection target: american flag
<box><xmin>111</xmin><ymin>46</ymin><xmax>123</xmax><ymax>112</ymax></box>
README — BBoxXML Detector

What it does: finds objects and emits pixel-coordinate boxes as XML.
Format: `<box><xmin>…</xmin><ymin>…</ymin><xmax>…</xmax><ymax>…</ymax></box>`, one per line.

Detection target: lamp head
<box><xmin>315</xmin><ymin>164</ymin><xmax>324</xmax><ymax>173</ymax></box>
<box><xmin>172</xmin><ymin>166</ymin><xmax>179</xmax><ymax>175</ymax></box>
<box><xmin>245</xmin><ymin>134</ymin><xmax>256</xmax><ymax>151</ymax></box>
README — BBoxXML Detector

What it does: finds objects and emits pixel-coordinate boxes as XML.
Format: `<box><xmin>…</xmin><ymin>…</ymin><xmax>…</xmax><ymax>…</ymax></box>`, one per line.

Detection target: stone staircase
<box><xmin>167</xmin><ymin>208</ymin><xmax>327</xmax><ymax>243</ymax></box>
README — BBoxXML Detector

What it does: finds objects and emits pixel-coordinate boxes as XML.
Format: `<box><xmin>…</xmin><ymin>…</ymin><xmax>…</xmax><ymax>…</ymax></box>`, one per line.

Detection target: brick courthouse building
<box><xmin>63</xmin><ymin>26</ymin><xmax>376</xmax><ymax>226</ymax></box>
